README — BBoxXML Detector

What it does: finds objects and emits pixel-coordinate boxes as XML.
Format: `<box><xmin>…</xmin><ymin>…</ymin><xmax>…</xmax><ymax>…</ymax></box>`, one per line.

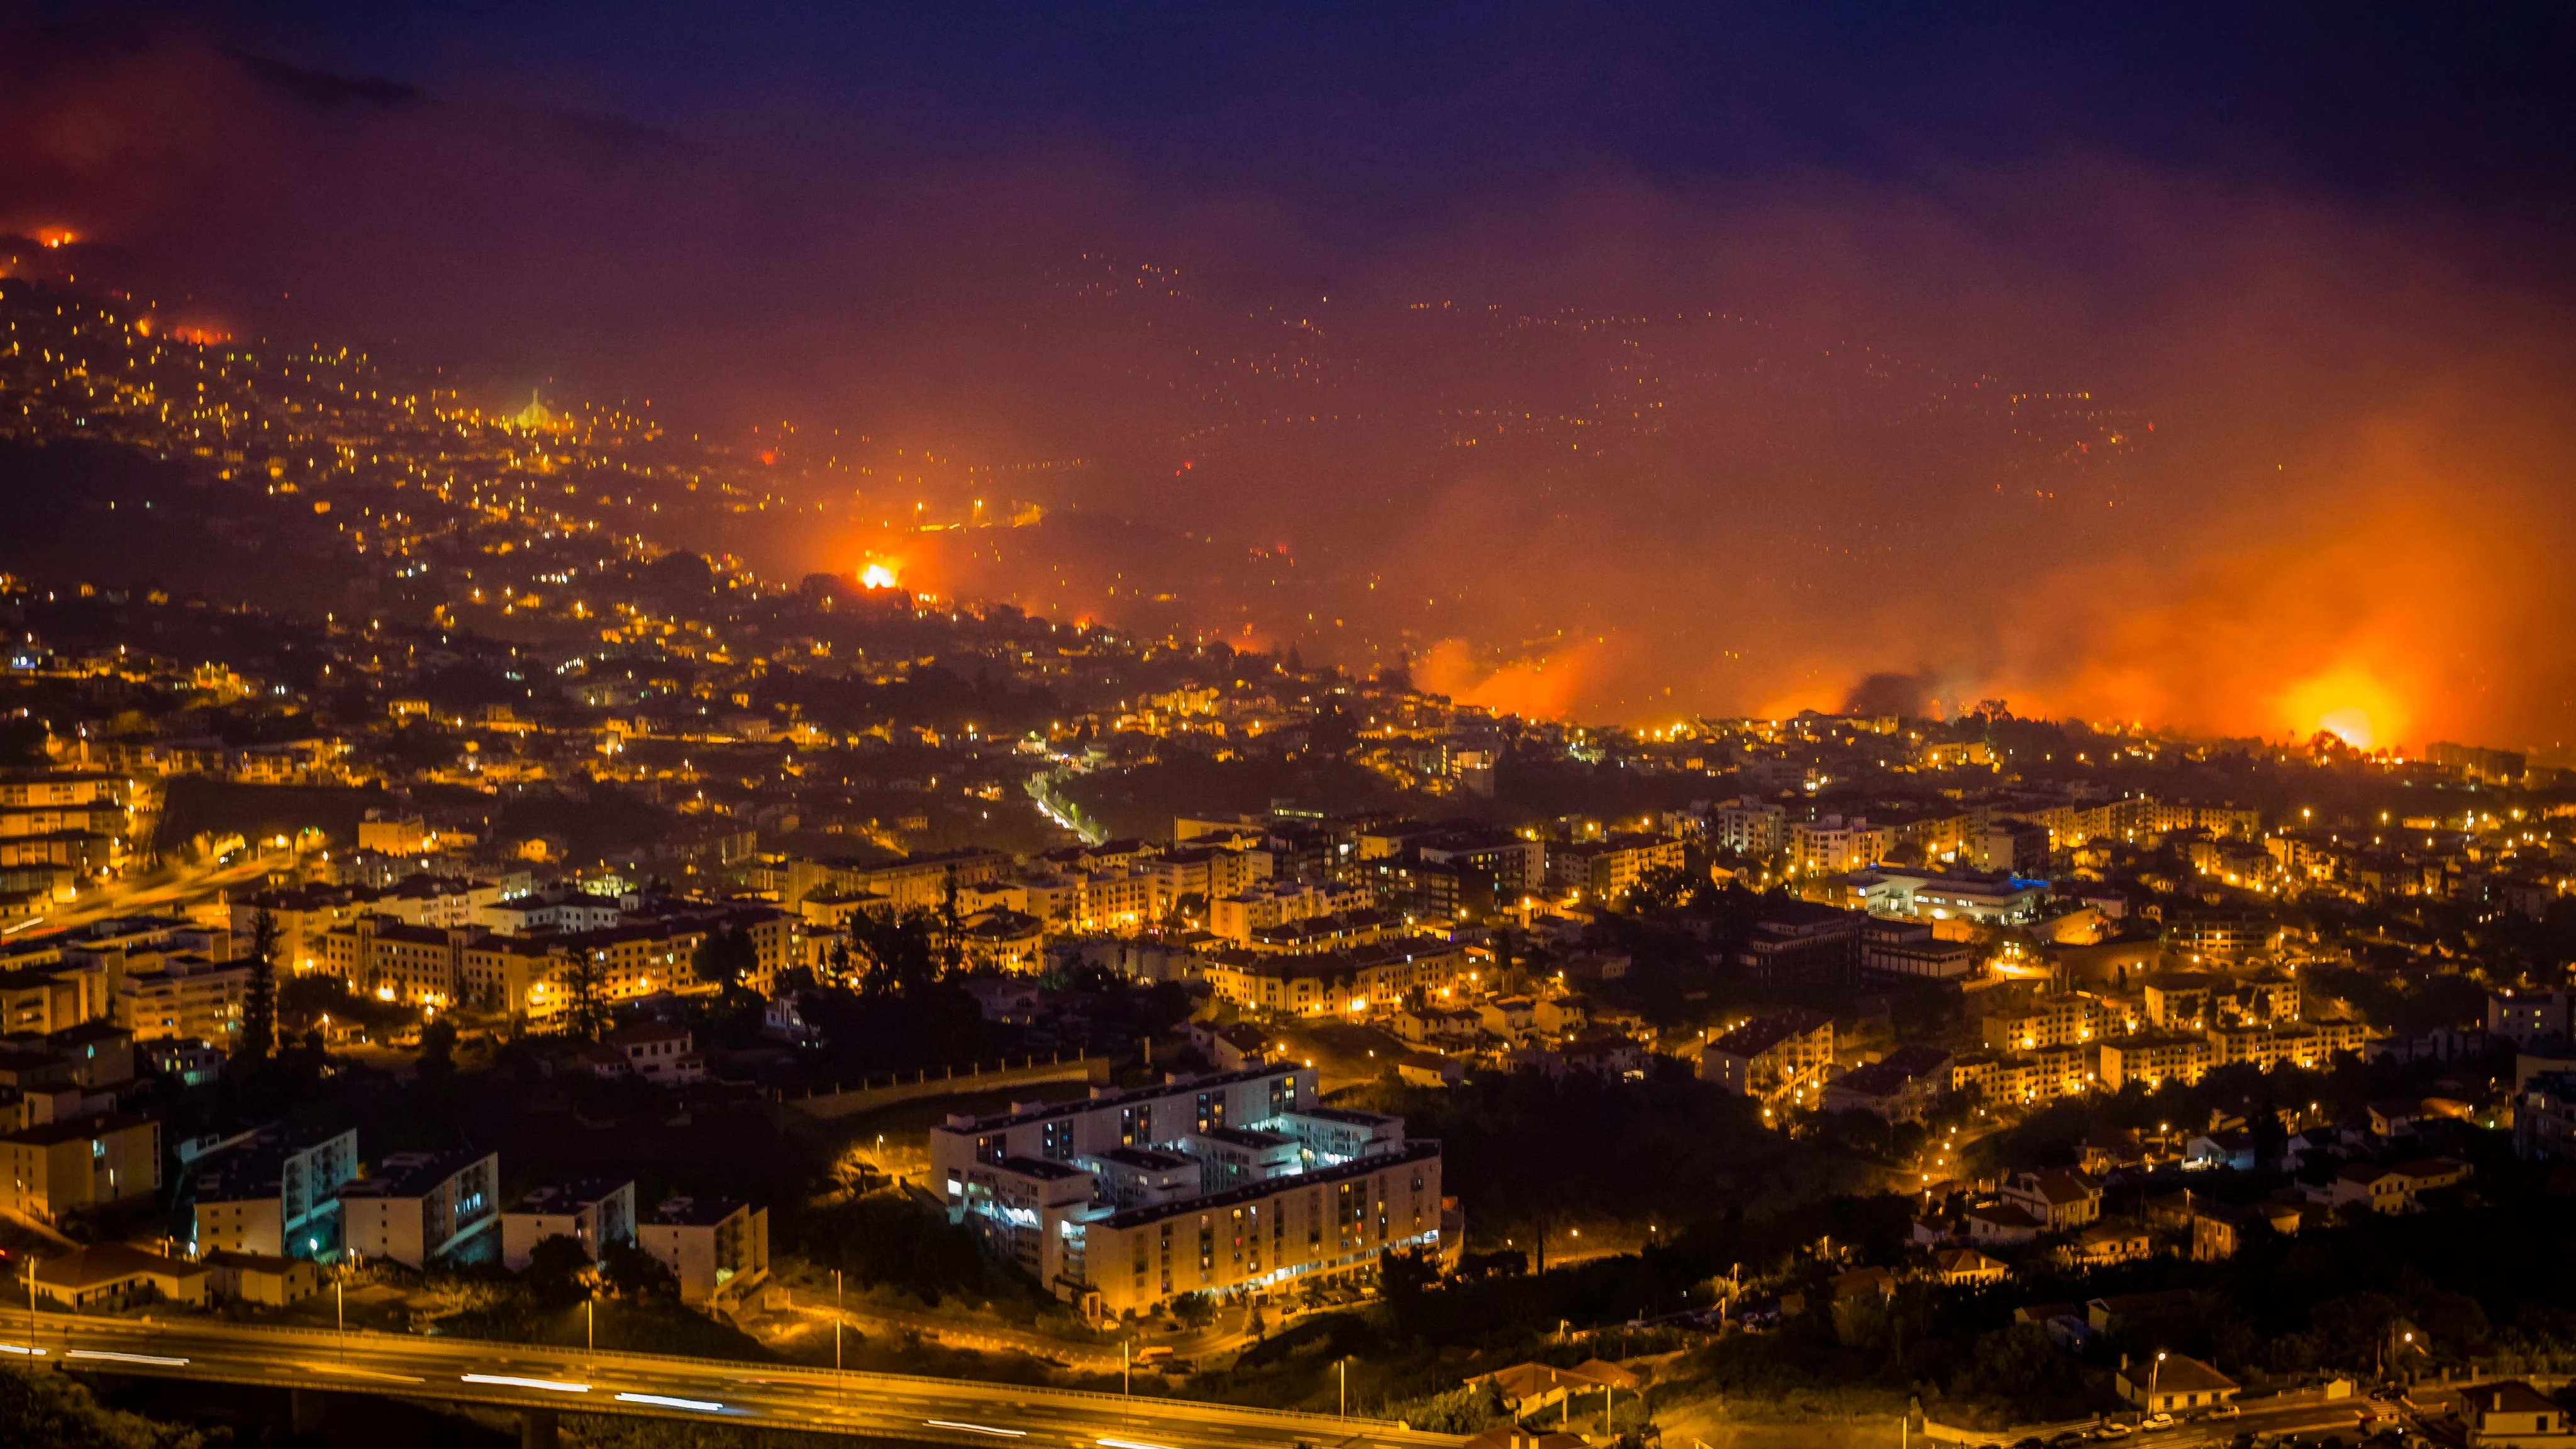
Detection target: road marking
<box><xmin>618</xmin><ymin>1392</ymin><xmax>725</xmax><ymax>1412</ymax></box>
<box><xmin>927</xmin><ymin>1421</ymin><xmax>1029</xmax><ymax>1438</ymax></box>
<box><xmin>1100</xmin><ymin>1438</ymin><xmax>1180</xmax><ymax>1449</ymax></box>
<box><xmin>462</xmin><ymin>1374</ymin><xmax>591</xmax><ymax>1393</ymax></box>
<box><xmin>0</xmin><ymin>1343</ymin><xmax>47</xmax><ymax>1357</ymax></box>
<box><xmin>67</xmin><ymin>1350</ymin><xmax>190</xmax><ymax>1366</ymax></box>
<box><xmin>307</xmin><ymin>1362</ymin><xmax>425</xmax><ymax>1384</ymax></box>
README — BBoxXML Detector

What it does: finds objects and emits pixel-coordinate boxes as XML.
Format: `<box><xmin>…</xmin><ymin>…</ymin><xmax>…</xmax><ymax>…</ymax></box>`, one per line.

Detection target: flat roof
<box><xmin>1097</xmin><ymin>1140</ymin><xmax>1438</xmax><ymax>1231</ymax></box>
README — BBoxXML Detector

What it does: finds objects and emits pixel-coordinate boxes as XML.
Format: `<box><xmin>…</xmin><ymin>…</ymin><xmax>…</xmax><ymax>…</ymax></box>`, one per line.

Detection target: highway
<box><xmin>1937</xmin><ymin>1387</ymin><xmax>2420</xmax><ymax>1448</ymax></box>
<box><xmin>4</xmin><ymin>1312</ymin><xmax>1462</xmax><ymax>1449</ymax></box>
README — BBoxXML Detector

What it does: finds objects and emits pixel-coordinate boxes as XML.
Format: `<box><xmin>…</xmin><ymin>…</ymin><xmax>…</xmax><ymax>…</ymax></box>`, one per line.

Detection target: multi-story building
<box><xmin>1707</xmin><ymin>797</ymin><xmax>1787</xmax><ymax>858</ymax></box>
<box><xmin>502</xmin><ymin>1178</ymin><xmax>638</xmax><ymax>1271</ymax></box>
<box><xmin>1853</xmin><ymin>867</ymin><xmax>2047</xmax><ymax>927</ymax></box>
<box><xmin>191</xmin><ymin>1126</ymin><xmax>360</xmax><ymax>1260</ymax></box>
<box><xmin>1984</xmin><ymin>993</ymin><xmax>2104</xmax><ymax>1052</ymax></box>
<box><xmin>1546</xmin><ymin>833</ymin><xmax>1687</xmax><ymax>901</ymax></box>
<box><xmin>1198</xmin><ymin>937</ymin><xmax>1471</xmax><ymax>1017</ymax></box>
<box><xmin>1822</xmin><ymin>1046</ymin><xmax>1951</xmax><ymax>1123</ymax></box>
<box><xmin>1738</xmin><ymin>902</ymin><xmax>1867</xmax><ymax>985</ymax></box>
<box><xmin>340</xmin><ymin>1150</ymin><xmax>501</xmax><ymax>1267</ymax></box>
<box><xmin>318</xmin><ymin>916</ymin><xmax>469</xmax><ymax>1004</ymax></box>
<box><xmin>1787</xmin><ymin>816</ymin><xmax>1894</xmax><ymax>875</ymax></box>
<box><xmin>0</xmin><ymin>1111</ymin><xmax>160</xmax><ymax>1221</ymax></box>
<box><xmin>234</xmin><ymin>884</ymin><xmax>388</xmax><ymax>975</ymax></box>
<box><xmin>637</xmin><ymin>1195</ymin><xmax>770</xmax><ymax>1307</ymax></box>
<box><xmin>1209</xmin><ymin>878</ymin><xmax>1370</xmax><ymax>945</ymax></box>
<box><xmin>2490</xmin><ymin>987</ymin><xmax>2573</xmax><ymax>1046</ymax></box>
<box><xmin>1859</xmin><ymin>919</ymin><xmax>1979</xmax><ymax>981</ymax></box>
<box><xmin>1241</xmin><ymin>908</ymin><xmax>1402</xmax><ymax>955</ymax></box>
<box><xmin>784</xmin><ymin>847</ymin><xmax>1014</xmax><ymax>911</ymax></box>
<box><xmin>1699</xmin><ymin>1008</ymin><xmax>1834</xmax><ymax>1104</ymax></box>
<box><xmin>930</xmin><ymin>1063</ymin><xmax>1444</xmax><ymax>1316</ymax></box>
<box><xmin>2098</xmin><ymin>1033</ymin><xmax>2210</xmax><ymax>1090</ymax></box>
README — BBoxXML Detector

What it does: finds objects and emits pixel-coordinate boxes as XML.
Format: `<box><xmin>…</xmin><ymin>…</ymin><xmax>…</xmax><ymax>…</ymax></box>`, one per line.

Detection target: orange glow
<box><xmin>2277</xmin><ymin>664</ymin><xmax>2405</xmax><ymax>751</ymax></box>
<box><xmin>171</xmin><ymin>324</ymin><xmax>230</xmax><ymax>345</ymax></box>
<box><xmin>35</xmin><ymin>227</ymin><xmax>78</xmax><ymax>248</ymax></box>
<box><xmin>1416</xmin><ymin>637</ymin><xmax>1601</xmax><ymax>719</ymax></box>
<box><xmin>860</xmin><ymin>560</ymin><xmax>901</xmax><ymax>590</ymax></box>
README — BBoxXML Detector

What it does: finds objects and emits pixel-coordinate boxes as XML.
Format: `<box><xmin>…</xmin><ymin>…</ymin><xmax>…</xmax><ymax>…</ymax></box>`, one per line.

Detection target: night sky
<box><xmin>7</xmin><ymin>3</ymin><xmax>2576</xmax><ymax>744</ymax></box>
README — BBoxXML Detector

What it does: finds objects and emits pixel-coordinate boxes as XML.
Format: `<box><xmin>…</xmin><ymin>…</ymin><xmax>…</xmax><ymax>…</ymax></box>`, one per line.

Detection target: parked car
<box><xmin>2141</xmin><ymin>1413</ymin><xmax>2175</xmax><ymax>1431</ymax></box>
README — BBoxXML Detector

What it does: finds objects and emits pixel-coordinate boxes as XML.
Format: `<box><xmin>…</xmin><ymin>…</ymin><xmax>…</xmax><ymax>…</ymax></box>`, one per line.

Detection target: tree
<box><xmin>236</xmin><ymin>908</ymin><xmax>279</xmax><ymax>1063</ymax></box>
<box><xmin>521</xmin><ymin>1233</ymin><xmax>596</xmax><ymax>1307</ymax></box>
<box><xmin>938</xmin><ymin>868</ymin><xmax>964</xmax><ymax>980</ymax></box>
<box><xmin>562</xmin><ymin>953</ymin><xmax>610</xmax><ymax>1041</ymax></box>
<box><xmin>601</xmin><ymin>1239</ymin><xmax>677</xmax><ymax>1299</ymax></box>
<box><xmin>418</xmin><ymin>1014</ymin><xmax>457</xmax><ymax>1080</ymax></box>
<box><xmin>691</xmin><ymin>925</ymin><xmax>758</xmax><ymax>994</ymax></box>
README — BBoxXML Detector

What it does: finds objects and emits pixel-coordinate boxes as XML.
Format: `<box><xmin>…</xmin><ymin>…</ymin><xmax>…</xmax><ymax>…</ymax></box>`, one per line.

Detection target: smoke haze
<box><xmin>5</xmin><ymin>11</ymin><xmax>2574</xmax><ymax>748</ymax></box>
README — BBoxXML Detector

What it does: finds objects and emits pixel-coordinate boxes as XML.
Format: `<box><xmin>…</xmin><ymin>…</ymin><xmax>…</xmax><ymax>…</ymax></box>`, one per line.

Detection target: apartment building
<box><xmin>930</xmin><ymin>1062</ymin><xmax>1441</xmax><ymax>1316</ymax></box>
<box><xmin>191</xmin><ymin>1126</ymin><xmax>360</xmax><ymax>1260</ymax></box>
<box><xmin>0</xmin><ymin>1111</ymin><xmax>160</xmax><ymax>1221</ymax></box>
<box><xmin>1547</xmin><ymin>833</ymin><xmax>1687</xmax><ymax>899</ymax></box>
<box><xmin>340</xmin><ymin>1150</ymin><xmax>501</xmax><ymax>1267</ymax></box>
<box><xmin>784</xmin><ymin>847</ymin><xmax>1014</xmax><ymax>911</ymax></box>
<box><xmin>638</xmin><ymin>1195</ymin><xmax>770</xmax><ymax>1307</ymax></box>
<box><xmin>1707</xmin><ymin>797</ymin><xmax>1787</xmax><ymax>858</ymax></box>
<box><xmin>1699</xmin><ymin>1008</ymin><xmax>1834</xmax><ymax>1103</ymax></box>
<box><xmin>502</xmin><ymin>1178</ymin><xmax>637</xmax><ymax>1271</ymax></box>
<box><xmin>1198</xmin><ymin>937</ymin><xmax>1471</xmax><ymax>1017</ymax></box>
<box><xmin>2097</xmin><ymin>1033</ymin><xmax>2211</xmax><ymax>1090</ymax></box>
<box><xmin>1983</xmin><ymin>993</ymin><xmax>2104</xmax><ymax>1052</ymax></box>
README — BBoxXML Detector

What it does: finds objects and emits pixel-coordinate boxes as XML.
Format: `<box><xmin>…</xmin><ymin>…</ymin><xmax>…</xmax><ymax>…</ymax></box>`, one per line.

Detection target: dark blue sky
<box><xmin>126</xmin><ymin>1</ymin><xmax>2576</xmax><ymax>255</ymax></box>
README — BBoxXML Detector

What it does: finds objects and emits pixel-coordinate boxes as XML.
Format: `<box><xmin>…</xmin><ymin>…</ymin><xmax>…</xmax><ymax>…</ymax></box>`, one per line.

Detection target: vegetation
<box><xmin>0</xmin><ymin>1364</ymin><xmax>218</xmax><ymax>1449</ymax></box>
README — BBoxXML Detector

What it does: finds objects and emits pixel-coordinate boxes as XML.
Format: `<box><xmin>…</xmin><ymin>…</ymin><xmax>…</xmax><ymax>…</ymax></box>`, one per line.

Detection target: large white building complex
<box><xmin>931</xmin><ymin>1062</ymin><xmax>1443</xmax><ymax>1319</ymax></box>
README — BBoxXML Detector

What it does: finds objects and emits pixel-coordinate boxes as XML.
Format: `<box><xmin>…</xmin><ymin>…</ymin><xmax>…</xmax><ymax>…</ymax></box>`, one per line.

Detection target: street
<box><xmin>3</xmin><ymin>1311</ymin><xmax>1465</xmax><ymax>1449</ymax></box>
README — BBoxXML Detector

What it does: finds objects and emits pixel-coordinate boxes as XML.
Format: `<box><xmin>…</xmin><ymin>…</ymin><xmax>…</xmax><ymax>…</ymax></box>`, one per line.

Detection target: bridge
<box><xmin>6</xmin><ymin>1312</ymin><xmax>1462</xmax><ymax>1449</ymax></box>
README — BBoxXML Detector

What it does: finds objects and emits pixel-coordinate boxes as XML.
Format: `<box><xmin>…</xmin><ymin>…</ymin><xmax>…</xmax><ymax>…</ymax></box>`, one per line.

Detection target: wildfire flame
<box><xmin>859</xmin><ymin>561</ymin><xmax>900</xmax><ymax>590</ymax></box>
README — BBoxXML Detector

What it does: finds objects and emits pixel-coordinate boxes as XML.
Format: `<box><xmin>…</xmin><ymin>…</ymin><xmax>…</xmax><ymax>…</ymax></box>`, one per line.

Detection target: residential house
<box><xmin>584</xmin><ymin>1021</ymin><xmax>704</xmax><ymax>1084</ymax></box>
<box><xmin>2461</xmin><ymin>1381</ymin><xmax>2573</xmax><ymax>1448</ymax></box>
<box><xmin>1934</xmin><ymin>1248</ymin><xmax>2007</xmax><ymax>1285</ymax></box>
<box><xmin>202</xmin><ymin>1249</ymin><xmax>320</xmax><ymax>1305</ymax></box>
<box><xmin>2116</xmin><ymin>1353</ymin><xmax>2240</xmax><ymax>1415</ymax></box>
<box><xmin>2063</xmin><ymin>1221</ymin><xmax>2151</xmax><ymax>1269</ymax></box>
<box><xmin>2000</xmin><ymin>1169</ymin><xmax>2102</xmax><ymax>1231</ymax></box>
<box><xmin>32</xmin><ymin>1242</ymin><xmax>209</xmax><ymax>1309</ymax></box>
<box><xmin>1965</xmin><ymin>1203</ymin><xmax>2044</xmax><ymax>1246</ymax></box>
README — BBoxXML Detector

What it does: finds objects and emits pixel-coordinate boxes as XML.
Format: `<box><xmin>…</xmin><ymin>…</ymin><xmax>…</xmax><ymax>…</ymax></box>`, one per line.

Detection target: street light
<box><xmin>2150</xmin><ymin>1350</ymin><xmax>2167</xmax><ymax>1413</ymax></box>
<box><xmin>834</xmin><ymin>1269</ymin><xmax>843</xmax><ymax>1370</ymax></box>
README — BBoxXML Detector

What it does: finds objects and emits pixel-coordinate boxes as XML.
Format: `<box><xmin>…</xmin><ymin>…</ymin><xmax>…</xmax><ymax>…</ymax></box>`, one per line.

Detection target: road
<box><xmin>3</xmin><ymin>1311</ymin><xmax>1461</xmax><ymax>1449</ymax></box>
<box><xmin>11</xmin><ymin>848</ymin><xmax>285</xmax><ymax>938</ymax></box>
<box><xmin>1938</xmin><ymin>1386</ymin><xmax>2419</xmax><ymax>1447</ymax></box>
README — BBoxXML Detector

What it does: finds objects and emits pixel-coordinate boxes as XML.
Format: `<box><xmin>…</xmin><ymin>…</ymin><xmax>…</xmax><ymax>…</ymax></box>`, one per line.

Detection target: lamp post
<box><xmin>1339</xmin><ymin>1357</ymin><xmax>1348</xmax><ymax>1418</ymax></box>
<box><xmin>833</xmin><ymin>1269</ymin><xmax>843</xmax><ymax>1370</ymax></box>
<box><xmin>2150</xmin><ymin>1350</ymin><xmax>2167</xmax><ymax>1414</ymax></box>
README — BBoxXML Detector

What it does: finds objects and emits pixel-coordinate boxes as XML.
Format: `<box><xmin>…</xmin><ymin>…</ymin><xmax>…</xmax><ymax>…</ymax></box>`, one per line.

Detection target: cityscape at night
<box><xmin>2</xmin><ymin>6</ymin><xmax>2576</xmax><ymax>1449</ymax></box>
